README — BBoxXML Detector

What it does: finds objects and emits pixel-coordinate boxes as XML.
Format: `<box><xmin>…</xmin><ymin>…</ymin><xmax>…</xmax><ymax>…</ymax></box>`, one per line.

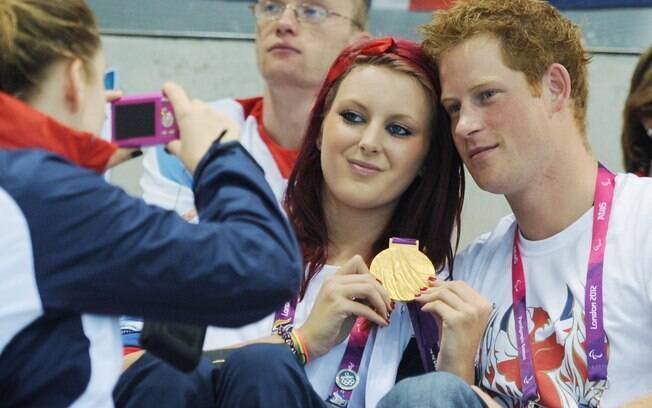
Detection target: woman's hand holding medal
<box><xmin>366</xmin><ymin>238</ymin><xmax>492</xmax><ymax>383</ymax></box>
<box><xmin>298</xmin><ymin>255</ymin><xmax>393</xmax><ymax>360</ymax></box>
<box><xmin>369</xmin><ymin>238</ymin><xmax>435</xmax><ymax>301</ymax></box>
<box><xmin>416</xmin><ymin>280</ymin><xmax>492</xmax><ymax>384</ymax></box>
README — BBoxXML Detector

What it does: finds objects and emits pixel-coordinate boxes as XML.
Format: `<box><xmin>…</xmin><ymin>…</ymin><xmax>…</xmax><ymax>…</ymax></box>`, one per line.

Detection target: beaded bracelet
<box><xmin>275</xmin><ymin>324</ymin><xmax>309</xmax><ymax>365</ymax></box>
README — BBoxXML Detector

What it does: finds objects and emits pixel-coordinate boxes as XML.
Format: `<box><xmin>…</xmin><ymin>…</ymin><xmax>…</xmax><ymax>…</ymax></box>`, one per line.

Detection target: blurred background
<box><xmin>89</xmin><ymin>0</ymin><xmax>652</xmax><ymax>248</ymax></box>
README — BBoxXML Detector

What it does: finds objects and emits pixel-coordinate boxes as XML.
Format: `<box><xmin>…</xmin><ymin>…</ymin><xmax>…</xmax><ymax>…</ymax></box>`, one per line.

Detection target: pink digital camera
<box><xmin>111</xmin><ymin>92</ymin><xmax>179</xmax><ymax>147</ymax></box>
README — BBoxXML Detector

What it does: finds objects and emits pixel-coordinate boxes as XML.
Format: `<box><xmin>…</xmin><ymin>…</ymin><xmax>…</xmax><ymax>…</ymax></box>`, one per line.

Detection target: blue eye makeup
<box><xmin>386</xmin><ymin>123</ymin><xmax>412</xmax><ymax>137</ymax></box>
<box><xmin>339</xmin><ymin>110</ymin><xmax>366</xmax><ymax>124</ymax></box>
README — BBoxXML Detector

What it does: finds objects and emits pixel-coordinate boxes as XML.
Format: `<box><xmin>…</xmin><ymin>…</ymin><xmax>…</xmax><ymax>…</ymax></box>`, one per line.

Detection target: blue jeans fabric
<box><xmin>114</xmin><ymin>343</ymin><xmax>325</xmax><ymax>408</ymax></box>
<box><xmin>377</xmin><ymin>372</ymin><xmax>487</xmax><ymax>408</ymax></box>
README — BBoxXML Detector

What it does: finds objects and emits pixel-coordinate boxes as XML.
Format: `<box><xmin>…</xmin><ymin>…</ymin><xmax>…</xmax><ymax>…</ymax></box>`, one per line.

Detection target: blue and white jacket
<box><xmin>0</xmin><ymin>93</ymin><xmax>302</xmax><ymax>407</ymax></box>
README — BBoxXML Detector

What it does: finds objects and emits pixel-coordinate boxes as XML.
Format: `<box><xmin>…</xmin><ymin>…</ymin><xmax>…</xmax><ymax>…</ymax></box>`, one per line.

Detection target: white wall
<box><xmin>102</xmin><ymin>35</ymin><xmax>640</xmax><ymax>248</ymax></box>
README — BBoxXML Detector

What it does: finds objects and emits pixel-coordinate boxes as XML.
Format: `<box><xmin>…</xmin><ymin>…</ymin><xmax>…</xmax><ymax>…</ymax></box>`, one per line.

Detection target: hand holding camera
<box><xmin>162</xmin><ymin>82</ymin><xmax>241</xmax><ymax>174</ymax></box>
<box><xmin>111</xmin><ymin>82</ymin><xmax>240</xmax><ymax>173</ymax></box>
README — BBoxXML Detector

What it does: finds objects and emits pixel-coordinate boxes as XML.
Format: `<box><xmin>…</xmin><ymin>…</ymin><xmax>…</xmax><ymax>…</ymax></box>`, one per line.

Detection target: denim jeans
<box><xmin>378</xmin><ymin>372</ymin><xmax>487</xmax><ymax>408</ymax></box>
<box><xmin>114</xmin><ymin>343</ymin><xmax>325</xmax><ymax>408</ymax></box>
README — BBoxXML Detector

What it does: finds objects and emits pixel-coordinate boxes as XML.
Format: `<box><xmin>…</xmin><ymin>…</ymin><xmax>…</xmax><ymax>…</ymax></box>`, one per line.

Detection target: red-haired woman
<box><xmin>116</xmin><ymin>38</ymin><xmax>494</xmax><ymax>407</ymax></box>
<box><xmin>116</xmin><ymin>37</ymin><xmax>475</xmax><ymax>408</ymax></box>
<box><xmin>280</xmin><ymin>36</ymin><xmax>466</xmax><ymax>407</ymax></box>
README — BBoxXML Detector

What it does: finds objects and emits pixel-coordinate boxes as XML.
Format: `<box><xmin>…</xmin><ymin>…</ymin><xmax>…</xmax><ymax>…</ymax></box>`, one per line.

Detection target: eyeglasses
<box><xmin>250</xmin><ymin>1</ymin><xmax>363</xmax><ymax>30</ymax></box>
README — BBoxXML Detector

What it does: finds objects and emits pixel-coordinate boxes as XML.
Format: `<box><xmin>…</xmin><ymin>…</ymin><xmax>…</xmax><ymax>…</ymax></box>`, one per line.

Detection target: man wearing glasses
<box><xmin>137</xmin><ymin>0</ymin><xmax>371</xmax><ymax>217</ymax></box>
<box><xmin>115</xmin><ymin>1</ymin><xmax>370</xmax><ymax>407</ymax></box>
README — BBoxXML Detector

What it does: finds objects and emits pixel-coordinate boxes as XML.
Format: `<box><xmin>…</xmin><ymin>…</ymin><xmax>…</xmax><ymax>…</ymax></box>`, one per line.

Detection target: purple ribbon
<box><xmin>272</xmin><ymin>297</ymin><xmax>297</xmax><ymax>333</ymax></box>
<box><xmin>392</xmin><ymin>237</ymin><xmax>439</xmax><ymax>372</ymax></box>
<box><xmin>511</xmin><ymin>164</ymin><xmax>613</xmax><ymax>404</ymax></box>
<box><xmin>407</xmin><ymin>302</ymin><xmax>439</xmax><ymax>372</ymax></box>
<box><xmin>391</xmin><ymin>237</ymin><xmax>417</xmax><ymax>245</ymax></box>
<box><xmin>325</xmin><ymin>317</ymin><xmax>372</xmax><ymax>407</ymax></box>
<box><xmin>584</xmin><ymin>164</ymin><xmax>613</xmax><ymax>380</ymax></box>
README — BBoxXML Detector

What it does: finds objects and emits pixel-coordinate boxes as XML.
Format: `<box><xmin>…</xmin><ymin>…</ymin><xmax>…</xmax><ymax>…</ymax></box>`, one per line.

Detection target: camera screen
<box><xmin>114</xmin><ymin>103</ymin><xmax>155</xmax><ymax>139</ymax></box>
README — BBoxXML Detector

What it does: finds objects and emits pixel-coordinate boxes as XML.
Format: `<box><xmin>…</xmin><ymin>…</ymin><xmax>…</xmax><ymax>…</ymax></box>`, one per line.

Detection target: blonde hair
<box><xmin>0</xmin><ymin>0</ymin><xmax>100</xmax><ymax>101</ymax></box>
<box><xmin>421</xmin><ymin>0</ymin><xmax>591</xmax><ymax>136</ymax></box>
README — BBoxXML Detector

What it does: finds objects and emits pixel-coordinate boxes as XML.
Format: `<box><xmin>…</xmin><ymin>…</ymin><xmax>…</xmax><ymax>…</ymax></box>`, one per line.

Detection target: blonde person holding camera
<box><xmin>0</xmin><ymin>1</ymin><xmax>303</xmax><ymax>406</ymax></box>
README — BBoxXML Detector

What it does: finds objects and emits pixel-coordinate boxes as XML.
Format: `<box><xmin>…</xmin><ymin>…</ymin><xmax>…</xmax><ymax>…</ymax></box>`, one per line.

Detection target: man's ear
<box><xmin>64</xmin><ymin>58</ymin><xmax>85</xmax><ymax>114</ymax></box>
<box><xmin>543</xmin><ymin>63</ymin><xmax>572</xmax><ymax>114</ymax></box>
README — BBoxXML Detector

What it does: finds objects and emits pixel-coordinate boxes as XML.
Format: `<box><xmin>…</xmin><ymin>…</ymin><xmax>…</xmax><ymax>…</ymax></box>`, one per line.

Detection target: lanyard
<box><xmin>511</xmin><ymin>164</ymin><xmax>614</xmax><ymax>404</ymax></box>
<box><xmin>273</xmin><ymin>295</ymin><xmax>373</xmax><ymax>408</ymax></box>
<box><xmin>325</xmin><ymin>317</ymin><xmax>373</xmax><ymax>407</ymax></box>
<box><xmin>272</xmin><ymin>297</ymin><xmax>298</xmax><ymax>333</ymax></box>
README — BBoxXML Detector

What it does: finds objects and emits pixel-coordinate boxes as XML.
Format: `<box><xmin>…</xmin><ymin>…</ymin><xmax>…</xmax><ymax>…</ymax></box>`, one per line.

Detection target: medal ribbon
<box><xmin>406</xmin><ymin>301</ymin><xmax>439</xmax><ymax>372</ymax></box>
<box><xmin>392</xmin><ymin>238</ymin><xmax>439</xmax><ymax>372</ymax></box>
<box><xmin>511</xmin><ymin>164</ymin><xmax>613</xmax><ymax>404</ymax></box>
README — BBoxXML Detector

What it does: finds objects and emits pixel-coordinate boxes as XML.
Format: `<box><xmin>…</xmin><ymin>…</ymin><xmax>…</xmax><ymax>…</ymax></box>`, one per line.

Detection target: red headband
<box><xmin>304</xmin><ymin>37</ymin><xmax>439</xmax><ymax>152</ymax></box>
<box><xmin>322</xmin><ymin>37</ymin><xmax>438</xmax><ymax>94</ymax></box>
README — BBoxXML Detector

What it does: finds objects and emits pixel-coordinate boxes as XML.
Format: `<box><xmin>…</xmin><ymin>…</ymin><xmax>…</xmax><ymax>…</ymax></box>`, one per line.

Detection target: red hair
<box><xmin>285</xmin><ymin>37</ymin><xmax>465</xmax><ymax>296</ymax></box>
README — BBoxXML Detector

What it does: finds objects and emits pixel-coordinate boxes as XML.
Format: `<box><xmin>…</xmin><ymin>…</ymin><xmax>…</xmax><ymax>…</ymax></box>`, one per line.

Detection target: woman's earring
<box><xmin>646</xmin><ymin>127</ymin><xmax>652</xmax><ymax>138</ymax></box>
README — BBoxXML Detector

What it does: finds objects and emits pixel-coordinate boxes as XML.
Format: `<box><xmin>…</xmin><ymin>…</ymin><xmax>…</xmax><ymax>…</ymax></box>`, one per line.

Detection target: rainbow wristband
<box><xmin>291</xmin><ymin>328</ymin><xmax>311</xmax><ymax>365</ymax></box>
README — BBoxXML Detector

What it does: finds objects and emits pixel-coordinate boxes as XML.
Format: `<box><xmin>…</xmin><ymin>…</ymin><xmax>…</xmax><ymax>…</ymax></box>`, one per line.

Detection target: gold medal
<box><xmin>369</xmin><ymin>237</ymin><xmax>435</xmax><ymax>301</ymax></box>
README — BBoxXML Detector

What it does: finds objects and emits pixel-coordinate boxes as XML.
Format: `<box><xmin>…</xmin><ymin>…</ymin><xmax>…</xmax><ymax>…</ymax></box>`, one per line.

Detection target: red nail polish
<box><xmin>420</xmin><ymin>287</ymin><xmax>428</xmax><ymax>291</ymax></box>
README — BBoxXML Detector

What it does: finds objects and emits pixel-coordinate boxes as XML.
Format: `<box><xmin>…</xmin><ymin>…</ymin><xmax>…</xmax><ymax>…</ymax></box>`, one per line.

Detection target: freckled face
<box><xmin>439</xmin><ymin>35</ymin><xmax>554</xmax><ymax>196</ymax></box>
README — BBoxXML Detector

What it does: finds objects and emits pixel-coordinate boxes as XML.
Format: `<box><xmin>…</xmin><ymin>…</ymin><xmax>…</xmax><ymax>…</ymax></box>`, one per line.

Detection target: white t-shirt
<box><xmin>454</xmin><ymin>173</ymin><xmax>652</xmax><ymax>408</ymax></box>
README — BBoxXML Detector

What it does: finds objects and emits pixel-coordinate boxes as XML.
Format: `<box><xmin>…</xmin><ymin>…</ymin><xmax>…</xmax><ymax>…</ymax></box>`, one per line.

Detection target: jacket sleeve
<box><xmin>68</xmin><ymin>131</ymin><xmax>117</xmax><ymax>173</ymax></box>
<box><xmin>8</xmin><ymin>142</ymin><xmax>302</xmax><ymax>327</ymax></box>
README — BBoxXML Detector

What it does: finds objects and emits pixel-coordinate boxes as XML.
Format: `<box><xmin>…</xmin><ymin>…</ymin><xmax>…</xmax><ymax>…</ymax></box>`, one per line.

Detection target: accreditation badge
<box><xmin>369</xmin><ymin>237</ymin><xmax>435</xmax><ymax>301</ymax></box>
<box><xmin>334</xmin><ymin>368</ymin><xmax>359</xmax><ymax>391</ymax></box>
